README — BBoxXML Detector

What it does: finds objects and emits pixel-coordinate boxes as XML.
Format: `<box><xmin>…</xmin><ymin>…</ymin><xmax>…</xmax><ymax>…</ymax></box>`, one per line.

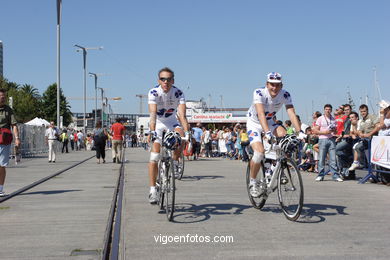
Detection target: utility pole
<box><xmin>208</xmin><ymin>94</ymin><xmax>211</xmax><ymax>112</ymax></box>
<box><xmin>56</xmin><ymin>0</ymin><xmax>62</xmax><ymax>128</ymax></box>
<box><xmin>136</xmin><ymin>94</ymin><xmax>148</xmax><ymax>114</ymax></box>
<box><xmin>373</xmin><ymin>67</ymin><xmax>382</xmax><ymax>109</ymax></box>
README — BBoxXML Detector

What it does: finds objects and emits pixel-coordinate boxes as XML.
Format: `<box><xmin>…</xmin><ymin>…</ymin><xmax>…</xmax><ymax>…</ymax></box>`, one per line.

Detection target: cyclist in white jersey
<box><xmin>247</xmin><ymin>72</ymin><xmax>305</xmax><ymax>197</ymax></box>
<box><xmin>147</xmin><ymin>67</ymin><xmax>190</xmax><ymax>204</ymax></box>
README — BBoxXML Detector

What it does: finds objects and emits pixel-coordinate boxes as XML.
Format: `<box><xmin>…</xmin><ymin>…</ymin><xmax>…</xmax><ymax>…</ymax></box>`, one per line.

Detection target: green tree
<box><xmin>0</xmin><ymin>77</ymin><xmax>42</xmax><ymax>122</ymax></box>
<box><xmin>20</xmin><ymin>84</ymin><xmax>40</xmax><ymax>99</ymax></box>
<box><xmin>41</xmin><ymin>83</ymin><xmax>72</xmax><ymax>126</ymax></box>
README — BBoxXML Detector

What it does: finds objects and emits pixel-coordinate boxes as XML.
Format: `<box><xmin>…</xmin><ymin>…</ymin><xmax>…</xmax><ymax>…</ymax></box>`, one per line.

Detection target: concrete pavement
<box><xmin>123</xmin><ymin>148</ymin><xmax>390</xmax><ymax>260</ymax></box>
<box><xmin>0</xmin><ymin>149</ymin><xmax>120</xmax><ymax>259</ymax></box>
<box><xmin>0</xmin><ymin>147</ymin><xmax>389</xmax><ymax>259</ymax></box>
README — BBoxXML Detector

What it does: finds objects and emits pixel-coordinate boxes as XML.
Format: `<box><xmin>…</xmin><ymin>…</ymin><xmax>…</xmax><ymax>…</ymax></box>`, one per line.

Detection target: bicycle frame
<box><xmin>263</xmin><ymin>142</ymin><xmax>297</xmax><ymax>195</ymax></box>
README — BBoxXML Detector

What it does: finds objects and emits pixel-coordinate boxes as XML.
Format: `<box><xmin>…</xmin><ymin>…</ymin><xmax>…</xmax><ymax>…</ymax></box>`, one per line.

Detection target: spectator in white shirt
<box><xmin>45</xmin><ymin>121</ymin><xmax>59</xmax><ymax>163</ymax></box>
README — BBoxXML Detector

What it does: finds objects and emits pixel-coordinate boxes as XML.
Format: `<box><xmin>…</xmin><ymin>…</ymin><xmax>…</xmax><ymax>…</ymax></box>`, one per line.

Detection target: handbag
<box><xmin>0</xmin><ymin>128</ymin><xmax>13</xmax><ymax>145</ymax></box>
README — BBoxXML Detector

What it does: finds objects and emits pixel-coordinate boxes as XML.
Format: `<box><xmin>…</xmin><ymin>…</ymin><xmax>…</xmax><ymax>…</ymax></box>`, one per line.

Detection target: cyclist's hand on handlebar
<box><xmin>264</xmin><ymin>131</ymin><xmax>274</xmax><ymax>143</ymax></box>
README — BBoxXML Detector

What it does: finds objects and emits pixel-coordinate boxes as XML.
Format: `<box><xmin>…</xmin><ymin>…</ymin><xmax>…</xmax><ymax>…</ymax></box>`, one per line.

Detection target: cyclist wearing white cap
<box><xmin>247</xmin><ymin>72</ymin><xmax>305</xmax><ymax>197</ymax></box>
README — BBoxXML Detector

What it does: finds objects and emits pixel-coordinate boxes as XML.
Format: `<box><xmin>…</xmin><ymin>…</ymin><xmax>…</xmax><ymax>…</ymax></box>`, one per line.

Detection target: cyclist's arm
<box><xmin>148</xmin><ymin>104</ymin><xmax>157</xmax><ymax>132</ymax></box>
<box><xmin>177</xmin><ymin>103</ymin><xmax>189</xmax><ymax>132</ymax></box>
<box><xmin>255</xmin><ymin>103</ymin><xmax>270</xmax><ymax>133</ymax></box>
<box><xmin>286</xmin><ymin>105</ymin><xmax>301</xmax><ymax>133</ymax></box>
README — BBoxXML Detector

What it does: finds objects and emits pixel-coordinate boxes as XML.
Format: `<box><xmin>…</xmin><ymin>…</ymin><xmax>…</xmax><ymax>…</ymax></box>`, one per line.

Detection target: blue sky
<box><xmin>1</xmin><ymin>0</ymin><xmax>389</xmax><ymax>123</ymax></box>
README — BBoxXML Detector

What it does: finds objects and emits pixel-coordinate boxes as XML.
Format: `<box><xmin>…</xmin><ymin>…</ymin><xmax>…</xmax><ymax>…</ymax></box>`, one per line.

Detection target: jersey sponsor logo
<box><xmin>164</xmin><ymin>108</ymin><xmax>175</xmax><ymax>118</ymax></box>
<box><xmin>248</xmin><ymin>130</ymin><xmax>259</xmax><ymax>142</ymax></box>
<box><xmin>284</xmin><ymin>91</ymin><xmax>291</xmax><ymax>99</ymax></box>
<box><xmin>156</xmin><ymin>108</ymin><xmax>175</xmax><ymax>118</ymax></box>
<box><xmin>157</xmin><ymin>108</ymin><xmax>165</xmax><ymax>117</ymax></box>
<box><xmin>255</xmin><ymin>90</ymin><xmax>263</xmax><ymax>96</ymax></box>
<box><xmin>150</xmin><ymin>89</ymin><xmax>158</xmax><ymax>97</ymax></box>
<box><xmin>264</xmin><ymin>111</ymin><xmax>276</xmax><ymax>120</ymax></box>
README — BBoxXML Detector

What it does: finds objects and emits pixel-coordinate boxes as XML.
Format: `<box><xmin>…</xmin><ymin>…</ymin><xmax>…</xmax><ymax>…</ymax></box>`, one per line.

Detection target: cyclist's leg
<box><xmin>148</xmin><ymin>141</ymin><xmax>161</xmax><ymax>186</ymax></box>
<box><xmin>250</xmin><ymin>141</ymin><xmax>265</xmax><ymax>179</ymax></box>
<box><xmin>247</xmin><ymin>120</ymin><xmax>265</xmax><ymax>179</ymax></box>
<box><xmin>148</xmin><ymin>123</ymin><xmax>166</xmax><ymax>203</ymax></box>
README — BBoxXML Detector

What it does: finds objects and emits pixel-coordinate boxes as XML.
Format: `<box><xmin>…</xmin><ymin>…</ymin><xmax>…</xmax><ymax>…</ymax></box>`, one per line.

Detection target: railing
<box><xmin>11</xmin><ymin>124</ymin><xmax>61</xmax><ymax>158</ymax></box>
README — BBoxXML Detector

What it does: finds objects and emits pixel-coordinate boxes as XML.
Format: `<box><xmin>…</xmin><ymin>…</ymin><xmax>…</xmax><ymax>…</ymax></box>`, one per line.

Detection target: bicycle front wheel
<box><xmin>176</xmin><ymin>153</ymin><xmax>185</xmax><ymax>180</ymax></box>
<box><xmin>277</xmin><ymin>159</ymin><xmax>304</xmax><ymax>221</ymax></box>
<box><xmin>246</xmin><ymin>161</ymin><xmax>266</xmax><ymax>209</ymax></box>
<box><xmin>165</xmin><ymin>158</ymin><xmax>176</xmax><ymax>221</ymax></box>
<box><xmin>157</xmin><ymin>160</ymin><xmax>165</xmax><ymax>210</ymax></box>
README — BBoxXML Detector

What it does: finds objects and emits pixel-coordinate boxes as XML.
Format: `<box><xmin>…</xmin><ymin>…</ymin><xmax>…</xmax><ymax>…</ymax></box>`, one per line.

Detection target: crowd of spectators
<box><xmin>184</xmin><ymin>102</ymin><xmax>390</xmax><ymax>184</ymax></box>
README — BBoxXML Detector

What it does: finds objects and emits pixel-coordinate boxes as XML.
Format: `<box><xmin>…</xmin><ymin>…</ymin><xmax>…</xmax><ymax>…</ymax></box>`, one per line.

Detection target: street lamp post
<box><xmin>56</xmin><ymin>0</ymin><xmax>62</xmax><ymax>127</ymax></box>
<box><xmin>74</xmin><ymin>45</ymin><xmax>102</xmax><ymax>133</ymax></box>
<box><xmin>97</xmin><ymin>87</ymin><xmax>105</xmax><ymax>127</ymax></box>
<box><xmin>104</xmin><ymin>97</ymin><xmax>109</xmax><ymax>127</ymax></box>
<box><xmin>89</xmin><ymin>72</ymin><xmax>105</xmax><ymax>127</ymax></box>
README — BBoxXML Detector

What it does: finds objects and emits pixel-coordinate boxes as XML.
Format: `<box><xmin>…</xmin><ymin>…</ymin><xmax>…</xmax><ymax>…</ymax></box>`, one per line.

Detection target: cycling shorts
<box><xmin>155</xmin><ymin>119</ymin><xmax>182</xmax><ymax>144</ymax></box>
<box><xmin>246</xmin><ymin>119</ymin><xmax>279</xmax><ymax>145</ymax></box>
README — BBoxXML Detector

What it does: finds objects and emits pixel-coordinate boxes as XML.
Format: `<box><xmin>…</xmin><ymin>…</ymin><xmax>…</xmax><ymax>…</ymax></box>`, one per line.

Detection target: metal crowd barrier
<box><xmin>11</xmin><ymin>124</ymin><xmax>61</xmax><ymax>158</ymax></box>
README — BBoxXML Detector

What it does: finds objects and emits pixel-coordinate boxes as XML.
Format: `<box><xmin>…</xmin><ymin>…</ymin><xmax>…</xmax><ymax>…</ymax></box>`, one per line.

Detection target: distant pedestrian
<box><xmin>69</xmin><ymin>130</ymin><xmax>75</xmax><ymax>151</ymax></box>
<box><xmin>192</xmin><ymin>123</ymin><xmax>203</xmax><ymax>160</ymax></box>
<box><xmin>77</xmin><ymin>131</ymin><xmax>84</xmax><ymax>150</ymax></box>
<box><xmin>0</xmin><ymin>89</ymin><xmax>20</xmax><ymax>197</ymax></box>
<box><xmin>131</xmin><ymin>133</ymin><xmax>138</xmax><ymax>147</ymax></box>
<box><xmin>110</xmin><ymin>118</ymin><xmax>125</xmax><ymax>163</ymax></box>
<box><xmin>60</xmin><ymin>129</ymin><xmax>69</xmax><ymax>153</ymax></box>
<box><xmin>93</xmin><ymin>121</ymin><xmax>108</xmax><ymax>163</ymax></box>
<box><xmin>45</xmin><ymin>121</ymin><xmax>59</xmax><ymax>163</ymax></box>
<box><xmin>73</xmin><ymin>131</ymin><xmax>79</xmax><ymax>151</ymax></box>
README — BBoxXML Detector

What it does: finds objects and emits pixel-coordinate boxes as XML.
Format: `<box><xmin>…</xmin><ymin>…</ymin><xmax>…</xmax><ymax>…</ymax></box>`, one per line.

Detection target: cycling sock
<box><xmin>0</xmin><ymin>185</ymin><xmax>3</xmax><ymax>192</ymax></box>
<box><xmin>150</xmin><ymin>186</ymin><xmax>156</xmax><ymax>193</ymax></box>
<box><xmin>250</xmin><ymin>178</ymin><xmax>257</xmax><ymax>185</ymax></box>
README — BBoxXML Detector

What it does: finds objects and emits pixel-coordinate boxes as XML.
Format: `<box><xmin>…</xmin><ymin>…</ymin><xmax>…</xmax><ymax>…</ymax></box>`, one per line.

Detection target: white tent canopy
<box><xmin>25</xmin><ymin>117</ymin><xmax>50</xmax><ymax>127</ymax></box>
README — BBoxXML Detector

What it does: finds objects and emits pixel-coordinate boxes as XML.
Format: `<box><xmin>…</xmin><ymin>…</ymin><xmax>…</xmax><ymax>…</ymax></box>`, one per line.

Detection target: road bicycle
<box><xmin>246</xmin><ymin>136</ymin><xmax>304</xmax><ymax>221</ymax></box>
<box><xmin>156</xmin><ymin>131</ymin><xmax>189</xmax><ymax>221</ymax></box>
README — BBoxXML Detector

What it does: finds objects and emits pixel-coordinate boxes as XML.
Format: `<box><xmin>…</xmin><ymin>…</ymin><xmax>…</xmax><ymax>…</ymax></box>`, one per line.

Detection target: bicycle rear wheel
<box><xmin>165</xmin><ymin>158</ymin><xmax>176</xmax><ymax>221</ymax></box>
<box><xmin>157</xmin><ymin>160</ymin><xmax>165</xmax><ymax>210</ymax></box>
<box><xmin>176</xmin><ymin>153</ymin><xmax>185</xmax><ymax>180</ymax></box>
<box><xmin>277</xmin><ymin>159</ymin><xmax>304</xmax><ymax>221</ymax></box>
<box><xmin>246</xmin><ymin>161</ymin><xmax>267</xmax><ymax>209</ymax></box>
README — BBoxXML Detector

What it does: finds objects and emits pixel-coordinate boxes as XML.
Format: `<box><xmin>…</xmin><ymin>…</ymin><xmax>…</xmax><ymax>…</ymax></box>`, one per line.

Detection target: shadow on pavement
<box><xmin>169</xmin><ymin>203</ymin><xmax>252</xmax><ymax>223</ymax></box>
<box><xmin>20</xmin><ymin>189</ymin><xmax>83</xmax><ymax>196</ymax></box>
<box><xmin>260</xmin><ymin>203</ymin><xmax>348</xmax><ymax>223</ymax></box>
<box><xmin>179</xmin><ymin>175</ymin><xmax>225</xmax><ymax>182</ymax></box>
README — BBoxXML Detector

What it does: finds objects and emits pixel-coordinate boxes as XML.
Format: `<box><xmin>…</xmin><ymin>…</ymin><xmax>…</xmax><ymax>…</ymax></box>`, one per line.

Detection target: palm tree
<box><xmin>21</xmin><ymin>84</ymin><xmax>40</xmax><ymax>99</ymax></box>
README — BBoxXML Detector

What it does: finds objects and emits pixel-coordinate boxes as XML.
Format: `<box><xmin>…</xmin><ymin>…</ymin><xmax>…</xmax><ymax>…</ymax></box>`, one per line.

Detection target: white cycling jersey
<box><xmin>148</xmin><ymin>85</ymin><xmax>186</xmax><ymax>143</ymax></box>
<box><xmin>247</xmin><ymin>87</ymin><xmax>293</xmax><ymax>125</ymax></box>
<box><xmin>148</xmin><ymin>85</ymin><xmax>186</xmax><ymax>123</ymax></box>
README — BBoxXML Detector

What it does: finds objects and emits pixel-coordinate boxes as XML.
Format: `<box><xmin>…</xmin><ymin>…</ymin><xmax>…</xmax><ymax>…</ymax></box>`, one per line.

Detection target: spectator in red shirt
<box><xmin>110</xmin><ymin>118</ymin><xmax>125</xmax><ymax>163</ymax></box>
<box><xmin>335</xmin><ymin>105</ymin><xmax>347</xmax><ymax>136</ymax></box>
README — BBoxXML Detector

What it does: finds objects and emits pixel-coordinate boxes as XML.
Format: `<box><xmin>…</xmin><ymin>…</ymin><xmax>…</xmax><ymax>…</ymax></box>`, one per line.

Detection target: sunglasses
<box><xmin>159</xmin><ymin>77</ymin><xmax>173</xmax><ymax>82</ymax></box>
<box><xmin>269</xmin><ymin>75</ymin><xmax>282</xmax><ymax>80</ymax></box>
